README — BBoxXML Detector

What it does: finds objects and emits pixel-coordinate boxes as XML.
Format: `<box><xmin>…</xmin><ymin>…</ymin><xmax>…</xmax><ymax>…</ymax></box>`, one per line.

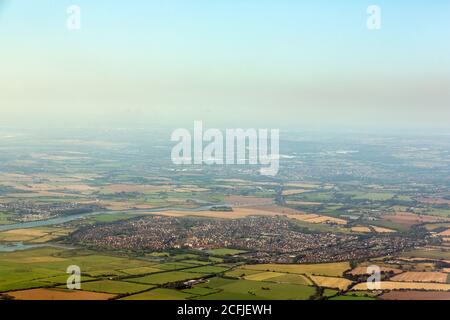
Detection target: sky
<box><xmin>0</xmin><ymin>0</ymin><xmax>449</xmax><ymax>131</ymax></box>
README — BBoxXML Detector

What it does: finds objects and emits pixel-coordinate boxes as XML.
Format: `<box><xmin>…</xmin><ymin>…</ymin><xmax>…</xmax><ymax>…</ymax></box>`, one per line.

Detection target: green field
<box><xmin>329</xmin><ymin>295</ymin><xmax>376</xmax><ymax>300</ymax></box>
<box><xmin>395</xmin><ymin>195</ymin><xmax>413</xmax><ymax>202</ymax></box>
<box><xmin>352</xmin><ymin>192</ymin><xmax>394</xmax><ymax>201</ymax></box>
<box><xmin>0</xmin><ymin>247</ymin><xmax>163</xmax><ymax>292</ymax></box>
<box><xmin>171</xmin><ymin>253</ymin><xmax>201</xmax><ymax>260</ymax></box>
<box><xmin>186</xmin><ymin>266</ymin><xmax>230</xmax><ymax>274</ymax></box>
<box><xmin>205</xmin><ymin>248</ymin><xmax>247</xmax><ymax>256</ymax></box>
<box><xmin>80</xmin><ymin>280</ymin><xmax>153</xmax><ymax>294</ymax></box>
<box><xmin>265</xmin><ymin>273</ymin><xmax>312</xmax><ymax>286</ymax></box>
<box><xmin>401</xmin><ymin>248</ymin><xmax>450</xmax><ymax>260</ymax></box>
<box><xmin>291</xmin><ymin>192</ymin><xmax>334</xmax><ymax>202</ymax></box>
<box><xmin>121</xmin><ymin>288</ymin><xmax>195</xmax><ymax>300</ymax></box>
<box><xmin>0</xmin><ymin>247</ymin><xmax>67</xmax><ymax>292</ymax></box>
<box><xmin>196</xmin><ymin>291</ymin><xmax>263</xmax><ymax>300</ymax></box>
<box><xmin>65</xmin><ymin>255</ymin><xmax>152</xmax><ymax>277</ymax></box>
<box><xmin>40</xmin><ymin>274</ymin><xmax>96</xmax><ymax>285</ymax></box>
<box><xmin>180</xmin><ymin>259</ymin><xmax>210</xmax><ymax>265</ymax></box>
<box><xmin>120</xmin><ymin>266</ymin><xmax>162</xmax><ymax>275</ymax></box>
<box><xmin>146</xmin><ymin>252</ymin><xmax>170</xmax><ymax>258</ymax></box>
<box><xmin>242</xmin><ymin>262</ymin><xmax>351</xmax><ymax>277</ymax></box>
<box><xmin>181</xmin><ymin>286</ymin><xmax>219</xmax><ymax>297</ymax></box>
<box><xmin>225</xmin><ymin>268</ymin><xmax>266</xmax><ymax>279</ymax></box>
<box><xmin>153</xmin><ymin>262</ymin><xmax>198</xmax><ymax>271</ymax></box>
<box><xmin>208</xmin><ymin>257</ymin><xmax>224</xmax><ymax>263</ymax></box>
<box><xmin>195</xmin><ymin>277</ymin><xmax>316</xmax><ymax>300</ymax></box>
<box><xmin>322</xmin><ymin>289</ymin><xmax>339</xmax><ymax>298</ymax></box>
<box><xmin>0</xmin><ymin>212</ymin><xmax>13</xmax><ymax>225</ymax></box>
<box><xmin>425</xmin><ymin>209</ymin><xmax>450</xmax><ymax>218</ymax></box>
<box><xmin>124</xmin><ymin>271</ymin><xmax>209</xmax><ymax>285</ymax></box>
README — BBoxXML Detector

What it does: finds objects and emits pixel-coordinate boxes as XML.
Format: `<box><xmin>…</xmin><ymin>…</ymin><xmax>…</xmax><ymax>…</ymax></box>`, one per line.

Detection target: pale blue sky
<box><xmin>1</xmin><ymin>1</ymin><xmax>449</xmax><ymax>130</ymax></box>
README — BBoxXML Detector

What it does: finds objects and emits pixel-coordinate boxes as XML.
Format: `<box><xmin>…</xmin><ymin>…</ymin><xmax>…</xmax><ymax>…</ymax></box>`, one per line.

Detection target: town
<box><xmin>68</xmin><ymin>215</ymin><xmax>429</xmax><ymax>264</ymax></box>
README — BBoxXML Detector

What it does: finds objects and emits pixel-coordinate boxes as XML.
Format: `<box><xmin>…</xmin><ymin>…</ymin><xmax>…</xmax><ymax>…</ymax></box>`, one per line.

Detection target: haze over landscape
<box><xmin>1</xmin><ymin>0</ymin><xmax>449</xmax><ymax>131</ymax></box>
<box><xmin>1</xmin><ymin>1</ymin><xmax>450</xmax><ymax>303</ymax></box>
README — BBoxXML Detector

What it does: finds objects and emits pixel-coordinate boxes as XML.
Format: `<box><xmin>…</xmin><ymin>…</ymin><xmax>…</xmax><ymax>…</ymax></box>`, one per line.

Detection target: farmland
<box><xmin>390</xmin><ymin>272</ymin><xmax>448</xmax><ymax>283</ymax></box>
<box><xmin>2</xmin><ymin>129</ymin><xmax>450</xmax><ymax>300</ymax></box>
<box><xmin>380</xmin><ymin>291</ymin><xmax>450</xmax><ymax>300</ymax></box>
<box><xmin>401</xmin><ymin>247</ymin><xmax>450</xmax><ymax>260</ymax></box>
<box><xmin>121</xmin><ymin>288</ymin><xmax>195</xmax><ymax>300</ymax></box>
<box><xmin>352</xmin><ymin>281</ymin><xmax>450</xmax><ymax>291</ymax></box>
<box><xmin>79</xmin><ymin>280</ymin><xmax>153</xmax><ymax>295</ymax></box>
<box><xmin>309</xmin><ymin>275</ymin><xmax>352</xmax><ymax>290</ymax></box>
<box><xmin>125</xmin><ymin>271</ymin><xmax>210</xmax><ymax>285</ymax></box>
<box><xmin>241</xmin><ymin>262</ymin><xmax>351</xmax><ymax>277</ymax></box>
<box><xmin>0</xmin><ymin>227</ymin><xmax>72</xmax><ymax>243</ymax></box>
<box><xmin>195</xmin><ymin>278</ymin><xmax>316</xmax><ymax>300</ymax></box>
<box><xmin>6</xmin><ymin>288</ymin><xmax>115</xmax><ymax>300</ymax></box>
<box><xmin>0</xmin><ymin>244</ymin><xmax>367</xmax><ymax>300</ymax></box>
<box><xmin>206</xmin><ymin>248</ymin><xmax>246</xmax><ymax>256</ymax></box>
<box><xmin>348</xmin><ymin>266</ymin><xmax>402</xmax><ymax>276</ymax></box>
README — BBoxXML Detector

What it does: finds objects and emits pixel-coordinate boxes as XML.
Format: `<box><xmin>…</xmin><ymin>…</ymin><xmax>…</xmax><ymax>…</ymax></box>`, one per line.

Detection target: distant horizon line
<box><xmin>1</xmin><ymin>122</ymin><xmax>450</xmax><ymax>137</ymax></box>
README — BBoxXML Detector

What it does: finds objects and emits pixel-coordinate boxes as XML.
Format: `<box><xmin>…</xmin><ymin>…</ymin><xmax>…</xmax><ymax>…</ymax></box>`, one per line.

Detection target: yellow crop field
<box><xmin>287</xmin><ymin>214</ymin><xmax>347</xmax><ymax>225</ymax></box>
<box><xmin>19</xmin><ymin>256</ymin><xmax>68</xmax><ymax>263</ymax></box>
<box><xmin>282</xmin><ymin>189</ymin><xmax>308</xmax><ymax>196</ymax></box>
<box><xmin>351</xmin><ymin>226</ymin><xmax>371</xmax><ymax>233</ymax></box>
<box><xmin>285</xmin><ymin>201</ymin><xmax>322</xmax><ymax>206</ymax></box>
<box><xmin>144</xmin><ymin>206</ymin><xmax>348</xmax><ymax>225</ymax></box>
<box><xmin>144</xmin><ymin>208</ymin><xmax>279</xmax><ymax>220</ymax></box>
<box><xmin>244</xmin><ymin>272</ymin><xmax>286</xmax><ymax>281</ymax></box>
<box><xmin>391</xmin><ymin>272</ymin><xmax>448</xmax><ymax>283</ymax></box>
<box><xmin>8</xmin><ymin>288</ymin><xmax>115</xmax><ymax>300</ymax></box>
<box><xmin>243</xmin><ymin>262</ymin><xmax>351</xmax><ymax>277</ymax></box>
<box><xmin>372</xmin><ymin>226</ymin><xmax>396</xmax><ymax>233</ymax></box>
<box><xmin>0</xmin><ymin>227</ymin><xmax>72</xmax><ymax>243</ymax></box>
<box><xmin>310</xmin><ymin>275</ymin><xmax>353</xmax><ymax>290</ymax></box>
<box><xmin>353</xmin><ymin>281</ymin><xmax>450</xmax><ymax>291</ymax></box>
<box><xmin>348</xmin><ymin>266</ymin><xmax>402</xmax><ymax>276</ymax></box>
<box><xmin>0</xmin><ymin>228</ymin><xmax>49</xmax><ymax>242</ymax></box>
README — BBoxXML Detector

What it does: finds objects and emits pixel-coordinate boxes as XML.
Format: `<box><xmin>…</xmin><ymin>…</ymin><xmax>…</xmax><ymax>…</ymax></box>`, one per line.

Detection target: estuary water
<box><xmin>0</xmin><ymin>205</ymin><xmax>213</xmax><ymax>232</ymax></box>
<box><xmin>0</xmin><ymin>242</ymin><xmax>74</xmax><ymax>252</ymax></box>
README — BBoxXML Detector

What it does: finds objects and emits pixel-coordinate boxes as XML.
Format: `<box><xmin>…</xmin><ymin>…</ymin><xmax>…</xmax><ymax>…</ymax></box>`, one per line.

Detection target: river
<box><xmin>0</xmin><ymin>242</ymin><xmax>74</xmax><ymax>252</ymax></box>
<box><xmin>0</xmin><ymin>205</ymin><xmax>214</xmax><ymax>232</ymax></box>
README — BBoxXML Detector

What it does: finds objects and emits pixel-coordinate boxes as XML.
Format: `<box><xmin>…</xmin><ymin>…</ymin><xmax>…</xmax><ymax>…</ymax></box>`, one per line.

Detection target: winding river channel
<box><xmin>0</xmin><ymin>203</ymin><xmax>219</xmax><ymax>252</ymax></box>
<box><xmin>0</xmin><ymin>205</ymin><xmax>213</xmax><ymax>232</ymax></box>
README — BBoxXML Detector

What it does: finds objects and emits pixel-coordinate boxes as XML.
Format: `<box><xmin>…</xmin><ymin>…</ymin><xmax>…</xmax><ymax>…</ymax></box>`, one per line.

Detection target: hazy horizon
<box><xmin>1</xmin><ymin>1</ymin><xmax>449</xmax><ymax>131</ymax></box>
